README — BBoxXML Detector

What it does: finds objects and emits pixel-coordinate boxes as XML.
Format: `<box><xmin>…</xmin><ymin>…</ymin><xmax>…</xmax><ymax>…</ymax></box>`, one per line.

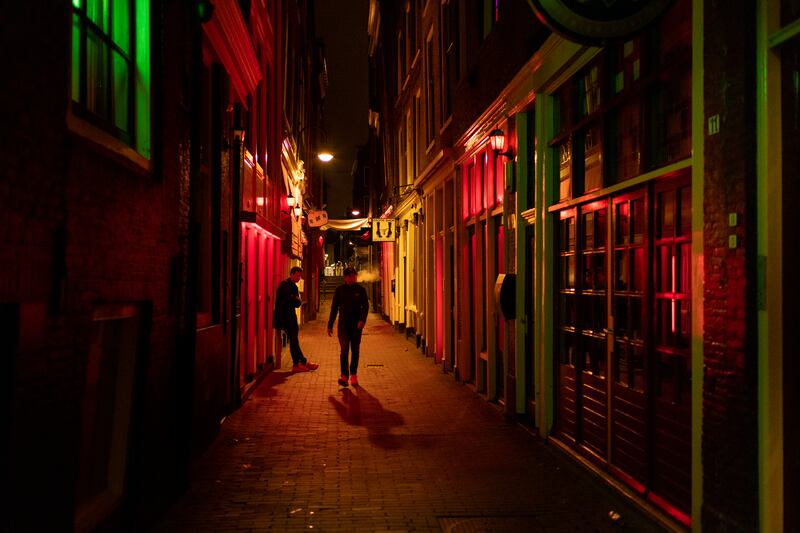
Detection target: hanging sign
<box><xmin>372</xmin><ymin>219</ymin><xmax>396</xmax><ymax>242</ymax></box>
<box><xmin>527</xmin><ymin>0</ymin><xmax>673</xmax><ymax>45</ymax></box>
<box><xmin>307</xmin><ymin>210</ymin><xmax>328</xmax><ymax>227</ymax></box>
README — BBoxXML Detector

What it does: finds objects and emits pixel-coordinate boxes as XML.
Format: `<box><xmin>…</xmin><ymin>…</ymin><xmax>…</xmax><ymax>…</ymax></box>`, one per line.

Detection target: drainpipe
<box><xmin>177</xmin><ymin>2</ymin><xmax>205</xmax><ymax>487</ymax></box>
<box><xmin>229</xmin><ymin>104</ymin><xmax>244</xmax><ymax>411</ymax></box>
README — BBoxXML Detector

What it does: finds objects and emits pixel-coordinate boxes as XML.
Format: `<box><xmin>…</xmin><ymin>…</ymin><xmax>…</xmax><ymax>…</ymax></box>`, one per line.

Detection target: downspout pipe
<box><xmin>177</xmin><ymin>2</ymin><xmax>204</xmax><ymax>487</ymax></box>
<box><xmin>228</xmin><ymin>104</ymin><xmax>244</xmax><ymax>411</ymax></box>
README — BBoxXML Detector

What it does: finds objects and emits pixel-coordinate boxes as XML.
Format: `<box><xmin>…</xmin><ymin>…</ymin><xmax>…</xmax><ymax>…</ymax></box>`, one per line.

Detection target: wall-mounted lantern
<box><xmin>490</xmin><ymin>128</ymin><xmax>516</xmax><ymax>192</ymax></box>
<box><xmin>489</xmin><ymin>128</ymin><xmax>514</xmax><ymax>160</ymax></box>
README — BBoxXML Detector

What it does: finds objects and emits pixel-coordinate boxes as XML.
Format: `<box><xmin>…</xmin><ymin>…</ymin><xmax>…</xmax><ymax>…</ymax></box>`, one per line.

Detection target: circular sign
<box><xmin>527</xmin><ymin>0</ymin><xmax>674</xmax><ymax>45</ymax></box>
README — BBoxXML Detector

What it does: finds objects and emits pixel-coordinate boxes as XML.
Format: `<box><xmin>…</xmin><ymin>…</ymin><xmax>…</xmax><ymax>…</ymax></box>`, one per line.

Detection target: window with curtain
<box><xmin>71</xmin><ymin>0</ymin><xmax>151</xmax><ymax>158</ymax></box>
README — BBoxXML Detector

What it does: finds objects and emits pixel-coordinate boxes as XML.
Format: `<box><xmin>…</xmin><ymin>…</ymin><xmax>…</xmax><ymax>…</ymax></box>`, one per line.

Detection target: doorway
<box><xmin>553</xmin><ymin>177</ymin><xmax>692</xmax><ymax>519</ymax></box>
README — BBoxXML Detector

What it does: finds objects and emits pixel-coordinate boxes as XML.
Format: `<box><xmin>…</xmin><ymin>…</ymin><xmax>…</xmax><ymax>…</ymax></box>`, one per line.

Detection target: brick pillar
<box><xmin>702</xmin><ymin>1</ymin><xmax>759</xmax><ymax>529</ymax></box>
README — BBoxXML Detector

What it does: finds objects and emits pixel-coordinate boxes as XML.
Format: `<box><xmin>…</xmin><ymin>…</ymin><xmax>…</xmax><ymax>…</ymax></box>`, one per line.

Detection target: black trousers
<box><xmin>284</xmin><ymin>322</ymin><xmax>306</xmax><ymax>366</ymax></box>
<box><xmin>338</xmin><ymin>328</ymin><xmax>363</xmax><ymax>377</ymax></box>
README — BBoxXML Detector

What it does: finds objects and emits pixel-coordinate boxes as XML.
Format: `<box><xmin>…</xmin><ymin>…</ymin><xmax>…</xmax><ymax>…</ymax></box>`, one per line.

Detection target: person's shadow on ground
<box><xmin>328</xmin><ymin>386</ymin><xmax>405</xmax><ymax>449</ymax></box>
<box><xmin>252</xmin><ymin>369</ymin><xmax>292</xmax><ymax>399</ymax></box>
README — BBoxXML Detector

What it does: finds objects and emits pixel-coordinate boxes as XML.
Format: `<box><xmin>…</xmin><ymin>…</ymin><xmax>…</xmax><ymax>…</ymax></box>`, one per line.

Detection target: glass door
<box><xmin>555</xmin><ymin>208</ymin><xmax>577</xmax><ymax>443</ymax></box>
<box><xmin>577</xmin><ymin>201</ymin><xmax>609</xmax><ymax>462</ymax></box>
<box><xmin>610</xmin><ymin>190</ymin><xmax>648</xmax><ymax>487</ymax></box>
<box><xmin>652</xmin><ymin>178</ymin><xmax>692</xmax><ymax>516</ymax></box>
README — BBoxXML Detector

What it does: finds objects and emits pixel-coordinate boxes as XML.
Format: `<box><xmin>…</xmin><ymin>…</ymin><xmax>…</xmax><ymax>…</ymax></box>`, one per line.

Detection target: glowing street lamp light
<box><xmin>317</xmin><ymin>150</ymin><xmax>334</xmax><ymax>162</ymax></box>
<box><xmin>489</xmin><ymin>128</ymin><xmax>514</xmax><ymax>159</ymax></box>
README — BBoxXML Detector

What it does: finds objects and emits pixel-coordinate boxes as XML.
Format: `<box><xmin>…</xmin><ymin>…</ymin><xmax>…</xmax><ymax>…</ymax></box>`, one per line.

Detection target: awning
<box><xmin>320</xmin><ymin>218</ymin><xmax>370</xmax><ymax>231</ymax></box>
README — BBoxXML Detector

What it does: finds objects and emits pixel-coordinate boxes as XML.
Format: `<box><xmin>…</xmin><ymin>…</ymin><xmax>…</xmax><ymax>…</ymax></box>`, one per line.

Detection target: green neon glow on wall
<box><xmin>112</xmin><ymin>51</ymin><xmax>129</xmax><ymax>132</ymax></box>
<box><xmin>112</xmin><ymin>0</ymin><xmax>130</xmax><ymax>54</ymax></box>
<box><xmin>71</xmin><ymin>14</ymin><xmax>80</xmax><ymax>101</ymax></box>
<box><xmin>88</xmin><ymin>0</ymin><xmax>109</xmax><ymax>32</ymax></box>
<box><xmin>135</xmin><ymin>0</ymin><xmax>151</xmax><ymax>159</ymax></box>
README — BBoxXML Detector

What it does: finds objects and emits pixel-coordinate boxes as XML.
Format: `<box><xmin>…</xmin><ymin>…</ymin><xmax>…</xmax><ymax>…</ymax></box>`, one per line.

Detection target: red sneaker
<box><xmin>292</xmin><ymin>363</ymin><xmax>310</xmax><ymax>373</ymax></box>
<box><xmin>337</xmin><ymin>375</ymin><xmax>349</xmax><ymax>387</ymax></box>
<box><xmin>349</xmin><ymin>375</ymin><xmax>358</xmax><ymax>386</ymax></box>
<box><xmin>305</xmin><ymin>362</ymin><xmax>319</xmax><ymax>371</ymax></box>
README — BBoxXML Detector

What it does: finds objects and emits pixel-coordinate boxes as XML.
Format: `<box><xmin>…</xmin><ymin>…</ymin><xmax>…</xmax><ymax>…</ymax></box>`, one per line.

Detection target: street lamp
<box><xmin>297</xmin><ymin>124</ymin><xmax>334</xmax><ymax>162</ymax></box>
<box><xmin>489</xmin><ymin>128</ymin><xmax>514</xmax><ymax>159</ymax></box>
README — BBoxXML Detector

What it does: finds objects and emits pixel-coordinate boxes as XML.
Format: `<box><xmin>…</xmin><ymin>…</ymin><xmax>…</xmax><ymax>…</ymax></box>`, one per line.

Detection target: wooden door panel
<box><xmin>557</xmin><ymin>365</ymin><xmax>578</xmax><ymax>443</ymax></box>
<box><xmin>611</xmin><ymin>384</ymin><xmax>647</xmax><ymax>485</ymax></box>
<box><xmin>580</xmin><ymin>371</ymin><xmax>608</xmax><ymax>459</ymax></box>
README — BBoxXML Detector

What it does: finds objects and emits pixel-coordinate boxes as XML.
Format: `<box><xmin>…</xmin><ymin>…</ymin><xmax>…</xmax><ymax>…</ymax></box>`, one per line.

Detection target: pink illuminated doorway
<box><xmin>241</xmin><ymin>226</ymin><xmax>257</xmax><ymax>384</ymax></box>
<box><xmin>435</xmin><ymin>236</ymin><xmax>444</xmax><ymax>363</ymax></box>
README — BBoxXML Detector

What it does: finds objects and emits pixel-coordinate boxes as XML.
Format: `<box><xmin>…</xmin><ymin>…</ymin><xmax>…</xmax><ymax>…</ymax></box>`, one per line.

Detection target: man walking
<box><xmin>274</xmin><ymin>266</ymin><xmax>319</xmax><ymax>372</ymax></box>
<box><xmin>327</xmin><ymin>267</ymin><xmax>369</xmax><ymax>387</ymax></box>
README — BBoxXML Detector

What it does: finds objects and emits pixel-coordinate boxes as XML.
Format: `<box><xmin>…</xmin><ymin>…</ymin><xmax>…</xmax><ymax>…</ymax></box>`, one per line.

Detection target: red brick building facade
<box><xmin>1</xmin><ymin>1</ymin><xmax>324</xmax><ymax>530</ymax></box>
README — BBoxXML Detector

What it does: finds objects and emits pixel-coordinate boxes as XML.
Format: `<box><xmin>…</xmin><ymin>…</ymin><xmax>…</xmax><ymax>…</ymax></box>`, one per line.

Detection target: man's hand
<box><xmin>327</xmin><ymin>328</ymin><xmax>333</xmax><ymax>337</ymax></box>
<box><xmin>357</xmin><ymin>321</ymin><xmax>365</xmax><ymax>330</ymax></box>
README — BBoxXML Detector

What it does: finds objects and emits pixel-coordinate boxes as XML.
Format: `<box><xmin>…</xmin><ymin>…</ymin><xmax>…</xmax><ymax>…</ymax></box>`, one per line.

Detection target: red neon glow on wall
<box><xmin>495</xmin><ymin>149</ymin><xmax>504</xmax><ymax>205</ymax></box>
<box><xmin>497</xmin><ymin>224</ymin><xmax>505</xmax><ymax>348</ymax></box>
<box><xmin>435</xmin><ymin>237</ymin><xmax>444</xmax><ymax>362</ymax></box>
<box><xmin>462</xmin><ymin>164</ymin><xmax>472</xmax><ymax>220</ymax></box>
<box><xmin>487</xmin><ymin>149</ymin><xmax>496</xmax><ymax>211</ymax></box>
<box><xmin>479</xmin><ymin>151</ymin><xmax>487</xmax><ymax>212</ymax></box>
<box><xmin>671</xmin><ymin>253</ymin><xmax>676</xmax><ymax>334</ymax></box>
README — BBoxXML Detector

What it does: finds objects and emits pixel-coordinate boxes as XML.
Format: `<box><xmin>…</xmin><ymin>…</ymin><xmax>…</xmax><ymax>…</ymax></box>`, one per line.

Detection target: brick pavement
<box><xmin>153</xmin><ymin>301</ymin><xmax>667</xmax><ymax>533</ymax></box>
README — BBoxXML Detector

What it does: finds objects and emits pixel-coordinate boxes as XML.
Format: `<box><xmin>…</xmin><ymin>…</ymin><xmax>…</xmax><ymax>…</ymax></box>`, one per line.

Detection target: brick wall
<box><xmin>448</xmin><ymin>3</ymin><xmax>549</xmax><ymax>143</ymax></box>
<box><xmin>1</xmin><ymin>3</ymin><xmax>195</xmax><ymax>529</ymax></box>
<box><xmin>702</xmin><ymin>1</ymin><xmax>759</xmax><ymax>529</ymax></box>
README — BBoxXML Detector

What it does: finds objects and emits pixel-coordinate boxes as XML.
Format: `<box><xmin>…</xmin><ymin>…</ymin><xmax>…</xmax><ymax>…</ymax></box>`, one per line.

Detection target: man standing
<box><xmin>327</xmin><ymin>267</ymin><xmax>369</xmax><ymax>387</ymax></box>
<box><xmin>274</xmin><ymin>266</ymin><xmax>319</xmax><ymax>372</ymax></box>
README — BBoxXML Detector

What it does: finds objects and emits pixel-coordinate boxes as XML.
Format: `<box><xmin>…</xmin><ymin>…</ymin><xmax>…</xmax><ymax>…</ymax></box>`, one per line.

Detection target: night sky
<box><xmin>314</xmin><ymin>0</ymin><xmax>370</xmax><ymax>219</ymax></box>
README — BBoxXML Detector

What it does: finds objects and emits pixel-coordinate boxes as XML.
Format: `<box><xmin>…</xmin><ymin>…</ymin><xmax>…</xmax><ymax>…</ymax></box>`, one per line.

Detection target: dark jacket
<box><xmin>273</xmin><ymin>278</ymin><xmax>301</xmax><ymax>330</ymax></box>
<box><xmin>327</xmin><ymin>283</ymin><xmax>369</xmax><ymax>334</ymax></box>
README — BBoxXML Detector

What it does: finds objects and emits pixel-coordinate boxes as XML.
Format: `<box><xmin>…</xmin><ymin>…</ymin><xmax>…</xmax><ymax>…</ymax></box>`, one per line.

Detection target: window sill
<box><xmin>67</xmin><ymin>107</ymin><xmax>152</xmax><ymax>174</ymax></box>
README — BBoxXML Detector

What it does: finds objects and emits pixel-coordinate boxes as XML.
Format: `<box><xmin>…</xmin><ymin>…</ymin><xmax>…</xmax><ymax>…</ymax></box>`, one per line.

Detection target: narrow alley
<box><xmin>153</xmin><ymin>299</ymin><xmax>665</xmax><ymax>533</ymax></box>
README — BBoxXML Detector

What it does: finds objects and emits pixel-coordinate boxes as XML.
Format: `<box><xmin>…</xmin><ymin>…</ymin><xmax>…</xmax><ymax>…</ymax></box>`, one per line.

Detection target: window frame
<box><xmin>70</xmin><ymin>0</ymin><xmax>151</xmax><ymax>161</ymax></box>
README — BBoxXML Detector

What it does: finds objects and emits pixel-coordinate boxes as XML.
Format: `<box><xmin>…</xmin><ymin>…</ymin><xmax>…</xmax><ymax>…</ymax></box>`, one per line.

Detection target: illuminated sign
<box><xmin>372</xmin><ymin>219</ymin><xmax>396</xmax><ymax>242</ymax></box>
<box><xmin>527</xmin><ymin>0</ymin><xmax>673</xmax><ymax>45</ymax></box>
<box><xmin>307</xmin><ymin>210</ymin><xmax>328</xmax><ymax>227</ymax></box>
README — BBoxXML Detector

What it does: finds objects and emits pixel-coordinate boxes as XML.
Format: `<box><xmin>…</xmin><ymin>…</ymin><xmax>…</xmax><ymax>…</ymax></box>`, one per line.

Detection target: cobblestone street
<box><xmin>153</xmin><ymin>301</ymin><xmax>667</xmax><ymax>532</ymax></box>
